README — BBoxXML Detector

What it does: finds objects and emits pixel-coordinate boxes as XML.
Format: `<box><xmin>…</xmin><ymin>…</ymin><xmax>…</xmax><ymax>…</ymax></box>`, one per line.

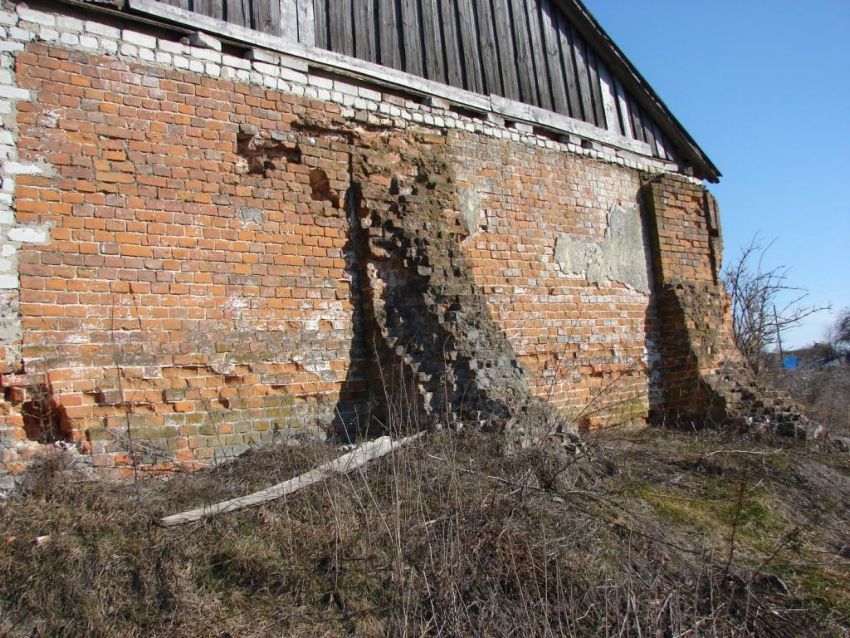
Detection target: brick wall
<box><xmin>0</xmin><ymin>4</ymin><xmax>739</xmax><ymax>482</ymax></box>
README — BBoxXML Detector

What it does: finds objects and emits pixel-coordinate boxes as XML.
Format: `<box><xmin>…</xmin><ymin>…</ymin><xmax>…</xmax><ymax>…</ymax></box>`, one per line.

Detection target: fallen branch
<box><xmin>160</xmin><ymin>433</ymin><xmax>424</xmax><ymax>527</ymax></box>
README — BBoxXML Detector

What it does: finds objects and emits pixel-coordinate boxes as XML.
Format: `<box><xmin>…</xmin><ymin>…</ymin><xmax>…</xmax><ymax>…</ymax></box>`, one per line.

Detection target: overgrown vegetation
<box><xmin>1</xmin><ymin>425</ymin><xmax>847</xmax><ymax>637</ymax></box>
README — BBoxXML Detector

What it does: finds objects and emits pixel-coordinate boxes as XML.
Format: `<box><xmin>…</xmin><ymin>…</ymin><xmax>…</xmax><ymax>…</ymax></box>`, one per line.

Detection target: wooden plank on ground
<box><xmin>400</xmin><ymin>0</ymin><xmax>424</xmax><ymax>76</ymax></box>
<box><xmin>507</xmin><ymin>0</ymin><xmax>537</xmax><ymax>105</ymax></box>
<box><xmin>421</xmin><ymin>0</ymin><xmax>446</xmax><ymax>83</ymax></box>
<box><xmin>475</xmin><ymin>0</ymin><xmax>502</xmax><ymax>96</ymax></box>
<box><xmin>556</xmin><ymin>12</ymin><xmax>580</xmax><ymax>119</ymax></box>
<box><xmin>354</xmin><ymin>0</ymin><xmax>376</xmax><ymax>62</ymax></box>
<box><xmin>378</xmin><ymin>0</ymin><xmax>402</xmax><ymax>70</ymax></box>
<box><xmin>456</xmin><ymin>0</ymin><xmax>483</xmax><ymax>94</ymax></box>
<box><xmin>253</xmin><ymin>0</ymin><xmax>280</xmax><ymax>35</ymax></box>
<box><xmin>539</xmin><ymin>0</ymin><xmax>568</xmax><ymax>115</ymax></box>
<box><xmin>297</xmin><ymin>0</ymin><xmax>315</xmax><ymax>45</ymax></box>
<box><xmin>524</xmin><ymin>0</ymin><xmax>552</xmax><ymax>111</ymax></box>
<box><xmin>329</xmin><ymin>0</ymin><xmax>353</xmax><ymax>56</ymax></box>
<box><xmin>440</xmin><ymin>0</ymin><xmax>464</xmax><ymax>88</ymax></box>
<box><xmin>160</xmin><ymin>434</ymin><xmax>425</xmax><ymax>527</ymax></box>
<box><xmin>490</xmin><ymin>0</ymin><xmax>519</xmax><ymax>101</ymax></box>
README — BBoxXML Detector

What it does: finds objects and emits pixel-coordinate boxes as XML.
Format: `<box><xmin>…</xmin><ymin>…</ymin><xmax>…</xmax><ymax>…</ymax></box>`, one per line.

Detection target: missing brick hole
<box><xmin>21</xmin><ymin>386</ymin><xmax>69</xmax><ymax>444</ymax></box>
<box><xmin>310</xmin><ymin>168</ymin><xmax>340</xmax><ymax>207</ymax></box>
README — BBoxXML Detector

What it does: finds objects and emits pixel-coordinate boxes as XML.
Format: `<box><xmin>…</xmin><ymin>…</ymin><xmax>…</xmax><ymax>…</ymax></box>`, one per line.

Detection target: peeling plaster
<box><xmin>555</xmin><ymin>204</ymin><xmax>650</xmax><ymax>293</ymax></box>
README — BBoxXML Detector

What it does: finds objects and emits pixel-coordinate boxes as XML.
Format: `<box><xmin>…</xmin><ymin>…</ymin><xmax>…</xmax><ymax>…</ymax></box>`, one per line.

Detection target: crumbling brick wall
<box><xmin>642</xmin><ymin>174</ymin><xmax>811</xmax><ymax>435</ymax></box>
<box><xmin>0</xmin><ymin>4</ymin><xmax>811</xmax><ymax>484</ymax></box>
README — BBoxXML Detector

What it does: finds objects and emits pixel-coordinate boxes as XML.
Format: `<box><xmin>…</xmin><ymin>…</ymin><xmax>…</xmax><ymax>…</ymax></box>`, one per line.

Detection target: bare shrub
<box><xmin>723</xmin><ymin>236</ymin><xmax>829</xmax><ymax>373</ymax></box>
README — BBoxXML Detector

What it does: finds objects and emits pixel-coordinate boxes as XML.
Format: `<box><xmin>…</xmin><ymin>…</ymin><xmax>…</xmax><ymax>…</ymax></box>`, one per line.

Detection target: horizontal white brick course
<box><xmin>85</xmin><ymin>21</ymin><xmax>120</xmax><ymax>38</ymax></box>
<box><xmin>16</xmin><ymin>6</ymin><xmax>55</xmax><ymax>27</ymax></box>
<box><xmin>122</xmin><ymin>29</ymin><xmax>156</xmax><ymax>49</ymax></box>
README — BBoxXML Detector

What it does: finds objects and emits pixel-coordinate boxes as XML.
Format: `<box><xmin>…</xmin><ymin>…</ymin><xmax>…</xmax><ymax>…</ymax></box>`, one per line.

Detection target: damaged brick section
<box><xmin>348</xmin><ymin>132</ymin><xmax>566</xmax><ymax>446</ymax></box>
<box><xmin>642</xmin><ymin>174</ymin><xmax>814</xmax><ymax>438</ymax></box>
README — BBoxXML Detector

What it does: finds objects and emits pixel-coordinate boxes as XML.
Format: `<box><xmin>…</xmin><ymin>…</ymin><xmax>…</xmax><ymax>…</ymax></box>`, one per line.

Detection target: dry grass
<box><xmin>771</xmin><ymin>365</ymin><xmax>850</xmax><ymax>438</ymax></box>
<box><xmin>1</xmin><ymin>423</ymin><xmax>848</xmax><ymax>637</ymax></box>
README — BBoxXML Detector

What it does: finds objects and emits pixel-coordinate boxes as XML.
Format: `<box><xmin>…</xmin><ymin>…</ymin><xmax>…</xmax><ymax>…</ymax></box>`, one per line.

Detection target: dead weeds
<box><xmin>0</xmin><ymin>427</ymin><xmax>848</xmax><ymax>637</ymax></box>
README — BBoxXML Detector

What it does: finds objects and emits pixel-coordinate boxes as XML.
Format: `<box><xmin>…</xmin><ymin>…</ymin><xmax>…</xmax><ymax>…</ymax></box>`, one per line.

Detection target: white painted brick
<box><xmin>1</xmin><ymin>244</ymin><xmax>15</xmax><ymax>257</ymax></box>
<box><xmin>16</xmin><ymin>6</ymin><xmax>55</xmax><ymax>27</ymax></box>
<box><xmin>122</xmin><ymin>29</ymin><xmax>156</xmax><ymax>49</ymax></box>
<box><xmin>38</xmin><ymin>28</ymin><xmax>59</xmax><ymax>42</ymax></box>
<box><xmin>235</xmin><ymin>69</ymin><xmax>250</xmax><ymax>83</ymax></box>
<box><xmin>358</xmin><ymin>87</ymin><xmax>381</xmax><ymax>101</ymax></box>
<box><xmin>0</xmin><ymin>210</ymin><xmax>13</xmax><ymax>225</ymax></box>
<box><xmin>7</xmin><ymin>225</ymin><xmax>49</xmax><ymax>244</ymax></box>
<box><xmin>0</xmin><ymin>86</ymin><xmax>29</xmax><ymax>101</ymax></box>
<box><xmin>119</xmin><ymin>43</ymin><xmax>137</xmax><ymax>57</ymax></box>
<box><xmin>0</xmin><ymin>273</ymin><xmax>18</xmax><ymax>289</ymax></box>
<box><xmin>189</xmin><ymin>59</ymin><xmax>203</xmax><ymax>73</ymax></box>
<box><xmin>138</xmin><ymin>47</ymin><xmax>155</xmax><ymax>62</ymax></box>
<box><xmin>317</xmin><ymin>88</ymin><xmax>331</xmax><ymax>101</ymax></box>
<box><xmin>222</xmin><ymin>54</ymin><xmax>250</xmax><ymax>70</ymax></box>
<box><xmin>0</xmin><ymin>258</ymin><xmax>13</xmax><ymax>273</ymax></box>
<box><xmin>308</xmin><ymin>75</ymin><xmax>333</xmax><ymax>90</ymax></box>
<box><xmin>278</xmin><ymin>54</ymin><xmax>308</xmax><ymax>72</ymax></box>
<box><xmin>253</xmin><ymin>61</ymin><xmax>278</xmax><ymax>77</ymax></box>
<box><xmin>56</xmin><ymin>15</ymin><xmax>83</xmax><ymax>32</ymax></box>
<box><xmin>262</xmin><ymin>74</ymin><xmax>276</xmax><ymax>89</ymax></box>
<box><xmin>155</xmin><ymin>51</ymin><xmax>172</xmax><ymax>65</ymax></box>
<box><xmin>333</xmin><ymin>80</ymin><xmax>358</xmax><ymax>96</ymax></box>
<box><xmin>247</xmin><ymin>48</ymin><xmax>278</xmax><ymax>64</ymax></box>
<box><xmin>157</xmin><ymin>39</ymin><xmax>186</xmax><ymax>54</ymax></box>
<box><xmin>173</xmin><ymin>56</ymin><xmax>189</xmax><ymax>70</ymax></box>
<box><xmin>3</xmin><ymin>161</ymin><xmax>40</xmax><ymax>175</ymax></box>
<box><xmin>190</xmin><ymin>46</ymin><xmax>220</xmax><ymax>63</ymax></box>
<box><xmin>1</xmin><ymin>176</ymin><xmax>13</xmax><ymax>192</ymax></box>
<box><xmin>187</xmin><ymin>31</ymin><xmax>221</xmax><ymax>51</ymax></box>
<box><xmin>59</xmin><ymin>32</ymin><xmax>79</xmax><ymax>46</ymax></box>
<box><xmin>85</xmin><ymin>20</ymin><xmax>120</xmax><ymax>38</ymax></box>
<box><xmin>0</xmin><ymin>11</ymin><xmax>18</xmax><ymax>27</ymax></box>
<box><xmin>78</xmin><ymin>34</ymin><xmax>98</xmax><ymax>50</ymax></box>
<box><xmin>0</xmin><ymin>70</ymin><xmax>11</xmax><ymax>85</ymax></box>
<box><xmin>0</xmin><ymin>131</ymin><xmax>12</xmax><ymax>146</ymax></box>
<box><xmin>279</xmin><ymin>67</ymin><xmax>307</xmax><ymax>85</ymax></box>
<box><xmin>205</xmin><ymin>63</ymin><xmax>220</xmax><ymax>77</ymax></box>
<box><xmin>100</xmin><ymin>39</ymin><xmax>118</xmax><ymax>54</ymax></box>
<box><xmin>8</xmin><ymin>27</ymin><xmax>31</xmax><ymax>41</ymax></box>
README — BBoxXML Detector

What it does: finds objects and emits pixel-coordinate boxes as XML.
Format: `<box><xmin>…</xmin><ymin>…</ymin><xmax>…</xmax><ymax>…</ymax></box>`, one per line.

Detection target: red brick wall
<box><xmin>448</xmin><ymin>135</ymin><xmax>658</xmax><ymax>425</ymax></box>
<box><xmin>6</xmin><ymin>43</ymin><xmax>364</xmax><ymax>476</ymax></box>
<box><xmin>1</xmin><ymin>38</ymin><xmax>667</xmax><ymax>476</ymax></box>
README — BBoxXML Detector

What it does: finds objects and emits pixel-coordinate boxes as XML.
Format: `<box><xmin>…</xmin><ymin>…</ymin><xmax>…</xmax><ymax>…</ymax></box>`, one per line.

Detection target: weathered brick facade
<box><xmin>0</xmin><ymin>3</ymin><xmax>808</xmax><ymax>485</ymax></box>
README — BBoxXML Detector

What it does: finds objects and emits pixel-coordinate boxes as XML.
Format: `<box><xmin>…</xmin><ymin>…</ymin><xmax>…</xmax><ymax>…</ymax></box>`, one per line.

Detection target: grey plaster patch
<box><xmin>555</xmin><ymin>204</ymin><xmax>650</xmax><ymax>293</ymax></box>
<box><xmin>457</xmin><ymin>187</ymin><xmax>481</xmax><ymax>236</ymax></box>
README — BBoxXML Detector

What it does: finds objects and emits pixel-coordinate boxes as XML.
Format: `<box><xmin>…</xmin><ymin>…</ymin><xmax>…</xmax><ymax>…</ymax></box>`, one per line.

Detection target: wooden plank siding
<box><xmin>173</xmin><ymin>0</ymin><xmax>686</xmax><ymax>165</ymax></box>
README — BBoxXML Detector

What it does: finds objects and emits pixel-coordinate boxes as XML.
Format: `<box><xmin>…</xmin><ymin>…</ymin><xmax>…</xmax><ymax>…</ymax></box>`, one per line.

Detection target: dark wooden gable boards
<box><xmin>157</xmin><ymin>0</ymin><xmax>717</xmax><ymax>179</ymax></box>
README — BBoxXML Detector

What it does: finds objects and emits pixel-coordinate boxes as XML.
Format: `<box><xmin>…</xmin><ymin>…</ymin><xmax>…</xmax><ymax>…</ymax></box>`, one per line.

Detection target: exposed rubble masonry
<box><xmin>0</xmin><ymin>5</ymin><xmax>809</xmax><ymax>484</ymax></box>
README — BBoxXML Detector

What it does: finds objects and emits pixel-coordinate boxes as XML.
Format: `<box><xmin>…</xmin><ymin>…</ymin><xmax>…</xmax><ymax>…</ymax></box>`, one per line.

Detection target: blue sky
<box><xmin>583</xmin><ymin>0</ymin><xmax>850</xmax><ymax>348</ymax></box>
